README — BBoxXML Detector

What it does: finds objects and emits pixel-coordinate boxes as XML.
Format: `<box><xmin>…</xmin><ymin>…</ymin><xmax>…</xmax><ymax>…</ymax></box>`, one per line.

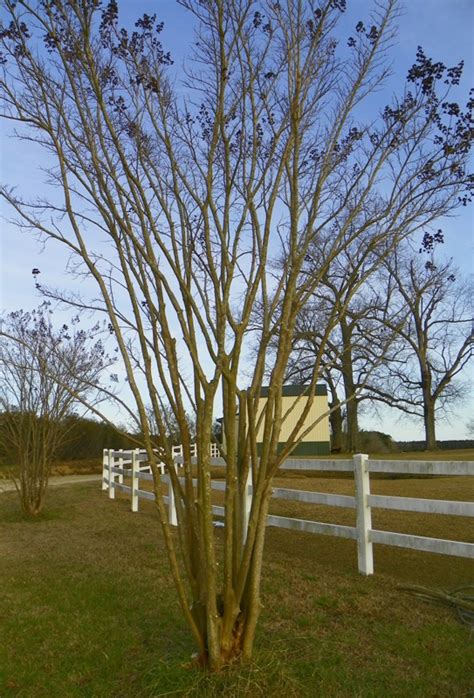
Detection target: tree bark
<box><xmin>340</xmin><ymin>319</ymin><xmax>359</xmax><ymax>452</ymax></box>
<box><xmin>423</xmin><ymin>395</ymin><xmax>438</xmax><ymax>450</ymax></box>
<box><xmin>420</xmin><ymin>343</ymin><xmax>438</xmax><ymax>451</ymax></box>
<box><xmin>327</xmin><ymin>376</ymin><xmax>343</xmax><ymax>452</ymax></box>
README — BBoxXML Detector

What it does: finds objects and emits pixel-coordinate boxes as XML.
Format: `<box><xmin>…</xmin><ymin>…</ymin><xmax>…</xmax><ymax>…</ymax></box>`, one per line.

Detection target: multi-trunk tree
<box><xmin>1</xmin><ymin>0</ymin><xmax>472</xmax><ymax>669</ymax></box>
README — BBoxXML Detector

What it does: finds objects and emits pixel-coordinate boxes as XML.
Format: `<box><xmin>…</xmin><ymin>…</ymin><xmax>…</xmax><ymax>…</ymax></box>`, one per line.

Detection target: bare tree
<box><xmin>282</xmin><ymin>308</ymin><xmax>347</xmax><ymax>450</ymax></box>
<box><xmin>287</xmin><ymin>240</ymin><xmax>404</xmax><ymax>451</ymax></box>
<box><xmin>372</xmin><ymin>250</ymin><xmax>473</xmax><ymax>449</ymax></box>
<box><xmin>145</xmin><ymin>404</ymin><xmax>196</xmax><ymax>447</ymax></box>
<box><xmin>284</xmin><ymin>306</ymin><xmax>395</xmax><ymax>452</ymax></box>
<box><xmin>0</xmin><ymin>0</ymin><xmax>472</xmax><ymax>668</ymax></box>
<box><xmin>265</xmin><ymin>208</ymin><xmax>410</xmax><ymax>452</ymax></box>
<box><xmin>0</xmin><ymin>305</ymin><xmax>110</xmax><ymax>515</ymax></box>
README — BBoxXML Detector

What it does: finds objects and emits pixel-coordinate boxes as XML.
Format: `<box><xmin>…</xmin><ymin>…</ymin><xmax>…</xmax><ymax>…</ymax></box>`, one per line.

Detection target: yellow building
<box><xmin>218</xmin><ymin>384</ymin><xmax>330</xmax><ymax>457</ymax></box>
<box><xmin>256</xmin><ymin>385</ymin><xmax>330</xmax><ymax>456</ymax></box>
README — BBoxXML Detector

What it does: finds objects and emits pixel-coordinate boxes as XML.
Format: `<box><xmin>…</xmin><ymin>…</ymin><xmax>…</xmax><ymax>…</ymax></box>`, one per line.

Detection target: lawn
<box><xmin>1</xmin><ymin>473</ymin><xmax>473</xmax><ymax>697</ymax></box>
<box><xmin>2</xmin><ymin>447</ymin><xmax>474</xmax><ymax>479</ymax></box>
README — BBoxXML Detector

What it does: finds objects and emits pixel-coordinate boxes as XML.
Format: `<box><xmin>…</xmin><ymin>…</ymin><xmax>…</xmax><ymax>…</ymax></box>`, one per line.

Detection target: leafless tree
<box><xmin>0</xmin><ymin>305</ymin><xmax>110</xmax><ymax>515</ymax></box>
<box><xmin>283</xmin><ymin>238</ymin><xmax>405</xmax><ymax>451</ymax></box>
<box><xmin>372</xmin><ymin>249</ymin><xmax>473</xmax><ymax>449</ymax></box>
<box><xmin>0</xmin><ymin>0</ymin><xmax>472</xmax><ymax>668</ymax></box>
<box><xmin>144</xmin><ymin>404</ymin><xmax>196</xmax><ymax>447</ymax></box>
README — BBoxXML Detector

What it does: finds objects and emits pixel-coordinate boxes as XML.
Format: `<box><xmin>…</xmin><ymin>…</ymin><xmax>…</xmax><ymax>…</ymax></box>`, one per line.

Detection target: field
<box><xmin>1</xmin><ymin>448</ymin><xmax>474</xmax><ymax>480</ymax></box>
<box><xmin>1</xmin><ymin>462</ymin><xmax>473</xmax><ymax>698</ymax></box>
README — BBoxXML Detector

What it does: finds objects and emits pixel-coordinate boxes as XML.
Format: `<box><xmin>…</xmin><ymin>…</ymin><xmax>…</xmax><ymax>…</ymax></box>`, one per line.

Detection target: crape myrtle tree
<box><xmin>1</xmin><ymin>0</ymin><xmax>473</xmax><ymax>669</ymax></box>
<box><xmin>0</xmin><ymin>305</ymin><xmax>111</xmax><ymax>515</ymax></box>
<box><xmin>372</xmin><ymin>246</ymin><xmax>473</xmax><ymax>450</ymax></box>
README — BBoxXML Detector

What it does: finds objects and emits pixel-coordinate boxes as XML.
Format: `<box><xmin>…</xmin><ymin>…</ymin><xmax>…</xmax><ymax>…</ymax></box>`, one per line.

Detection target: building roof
<box><xmin>260</xmin><ymin>384</ymin><xmax>327</xmax><ymax>397</ymax></box>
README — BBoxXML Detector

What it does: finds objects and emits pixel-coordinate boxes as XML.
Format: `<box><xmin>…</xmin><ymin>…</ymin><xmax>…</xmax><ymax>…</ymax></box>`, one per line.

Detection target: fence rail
<box><xmin>102</xmin><ymin>448</ymin><xmax>474</xmax><ymax>575</ymax></box>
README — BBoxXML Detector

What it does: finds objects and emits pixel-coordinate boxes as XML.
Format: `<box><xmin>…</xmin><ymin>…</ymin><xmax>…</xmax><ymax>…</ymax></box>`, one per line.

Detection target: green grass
<box><xmin>1</xmin><ymin>481</ymin><xmax>473</xmax><ymax>697</ymax></box>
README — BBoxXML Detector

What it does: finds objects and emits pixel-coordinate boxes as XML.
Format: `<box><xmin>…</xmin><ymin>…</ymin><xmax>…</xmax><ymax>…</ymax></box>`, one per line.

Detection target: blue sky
<box><xmin>1</xmin><ymin>0</ymin><xmax>473</xmax><ymax>440</ymax></box>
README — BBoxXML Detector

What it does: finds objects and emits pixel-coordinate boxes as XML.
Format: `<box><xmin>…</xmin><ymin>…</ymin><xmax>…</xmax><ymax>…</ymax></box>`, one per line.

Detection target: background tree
<box><xmin>0</xmin><ymin>305</ymin><xmax>110</xmax><ymax>515</ymax></box>
<box><xmin>283</xmin><ymin>238</ymin><xmax>405</xmax><ymax>451</ymax></box>
<box><xmin>372</xmin><ymin>248</ymin><xmax>473</xmax><ymax>449</ymax></box>
<box><xmin>282</xmin><ymin>309</ymin><xmax>346</xmax><ymax>450</ymax></box>
<box><xmin>0</xmin><ymin>0</ymin><xmax>472</xmax><ymax>669</ymax></box>
<box><xmin>144</xmin><ymin>405</ymin><xmax>196</xmax><ymax>448</ymax></box>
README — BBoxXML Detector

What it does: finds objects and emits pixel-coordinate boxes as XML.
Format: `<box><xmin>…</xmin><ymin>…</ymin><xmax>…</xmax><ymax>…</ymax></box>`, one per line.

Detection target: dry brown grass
<box><xmin>126</xmin><ymin>471</ymin><xmax>473</xmax><ymax>589</ymax></box>
<box><xmin>2</xmin><ymin>446</ymin><xmax>469</xmax><ymax>480</ymax></box>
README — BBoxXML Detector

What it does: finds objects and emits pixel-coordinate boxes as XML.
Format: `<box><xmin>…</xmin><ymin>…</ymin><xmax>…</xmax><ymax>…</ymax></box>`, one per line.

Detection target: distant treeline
<box><xmin>56</xmin><ymin>416</ymin><xmax>136</xmax><ymax>460</ymax></box>
<box><xmin>332</xmin><ymin>431</ymin><xmax>474</xmax><ymax>454</ymax></box>
<box><xmin>2</xmin><ymin>413</ymin><xmax>473</xmax><ymax>465</ymax></box>
<box><xmin>395</xmin><ymin>440</ymin><xmax>474</xmax><ymax>452</ymax></box>
<box><xmin>0</xmin><ymin>413</ymin><xmax>136</xmax><ymax>465</ymax></box>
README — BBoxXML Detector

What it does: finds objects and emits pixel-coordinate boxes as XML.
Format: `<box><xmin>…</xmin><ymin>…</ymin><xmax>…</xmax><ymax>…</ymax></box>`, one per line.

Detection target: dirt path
<box><xmin>0</xmin><ymin>474</ymin><xmax>102</xmax><ymax>494</ymax></box>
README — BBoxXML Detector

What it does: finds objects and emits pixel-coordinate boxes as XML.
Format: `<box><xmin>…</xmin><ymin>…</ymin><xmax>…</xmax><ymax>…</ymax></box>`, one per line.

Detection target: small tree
<box><xmin>0</xmin><ymin>306</ymin><xmax>109</xmax><ymax>515</ymax></box>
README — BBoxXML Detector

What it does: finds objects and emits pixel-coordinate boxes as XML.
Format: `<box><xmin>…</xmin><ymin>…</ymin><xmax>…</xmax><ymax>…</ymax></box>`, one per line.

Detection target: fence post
<box><xmin>131</xmin><ymin>448</ymin><xmax>139</xmax><ymax>513</ymax></box>
<box><xmin>108</xmin><ymin>448</ymin><xmax>115</xmax><ymax>499</ymax></box>
<box><xmin>242</xmin><ymin>468</ymin><xmax>252</xmax><ymax>545</ymax></box>
<box><xmin>102</xmin><ymin>448</ymin><xmax>108</xmax><ymax>491</ymax></box>
<box><xmin>354</xmin><ymin>453</ymin><xmax>374</xmax><ymax>575</ymax></box>
<box><xmin>168</xmin><ymin>461</ymin><xmax>178</xmax><ymax>526</ymax></box>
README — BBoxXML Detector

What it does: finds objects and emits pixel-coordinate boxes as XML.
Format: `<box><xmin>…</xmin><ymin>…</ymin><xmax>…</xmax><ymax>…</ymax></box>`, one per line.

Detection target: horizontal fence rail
<box><xmin>102</xmin><ymin>448</ymin><xmax>474</xmax><ymax>575</ymax></box>
<box><xmin>266</xmin><ymin>514</ymin><xmax>358</xmax><ymax>540</ymax></box>
<box><xmin>369</xmin><ymin>530</ymin><xmax>474</xmax><ymax>558</ymax></box>
<box><xmin>367</xmin><ymin>494</ymin><xmax>474</xmax><ymax>517</ymax></box>
<box><xmin>271</xmin><ymin>487</ymin><xmax>356</xmax><ymax>509</ymax></box>
<box><xmin>280</xmin><ymin>458</ymin><xmax>354</xmax><ymax>472</ymax></box>
<box><xmin>367</xmin><ymin>460</ymin><xmax>473</xmax><ymax>476</ymax></box>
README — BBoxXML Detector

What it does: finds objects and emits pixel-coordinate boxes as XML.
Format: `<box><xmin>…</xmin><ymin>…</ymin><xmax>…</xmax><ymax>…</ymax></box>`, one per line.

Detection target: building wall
<box><xmin>218</xmin><ymin>385</ymin><xmax>331</xmax><ymax>456</ymax></box>
<box><xmin>255</xmin><ymin>394</ymin><xmax>329</xmax><ymax>443</ymax></box>
<box><xmin>255</xmin><ymin>388</ymin><xmax>330</xmax><ymax>455</ymax></box>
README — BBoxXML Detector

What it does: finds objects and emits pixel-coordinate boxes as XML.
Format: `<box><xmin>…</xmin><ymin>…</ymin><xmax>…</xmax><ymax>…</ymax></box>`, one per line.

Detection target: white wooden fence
<box><xmin>102</xmin><ymin>449</ymin><xmax>474</xmax><ymax>575</ymax></box>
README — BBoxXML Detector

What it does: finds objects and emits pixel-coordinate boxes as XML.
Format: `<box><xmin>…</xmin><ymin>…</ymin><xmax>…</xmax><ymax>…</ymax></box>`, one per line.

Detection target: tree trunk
<box><xmin>326</xmin><ymin>376</ymin><xmax>343</xmax><ymax>452</ymax></box>
<box><xmin>340</xmin><ymin>319</ymin><xmax>359</xmax><ymax>452</ymax></box>
<box><xmin>345</xmin><ymin>401</ymin><xmax>359</xmax><ymax>452</ymax></box>
<box><xmin>191</xmin><ymin>494</ymin><xmax>271</xmax><ymax>671</ymax></box>
<box><xmin>420</xmin><ymin>362</ymin><xmax>438</xmax><ymax>451</ymax></box>
<box><xmin>423</xmin><ymin>397</ymin><xmax>438</xmax><ymax>451</ymax></box>
<box><xmin>329</xmin><ymin>402</ymin><xmax>343</xmax><ymax>452</ymax></box>
<box><xmin>18</xmin><ymin>457</ymin><xmax>49</xmax><ymax>517</ymax></box>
